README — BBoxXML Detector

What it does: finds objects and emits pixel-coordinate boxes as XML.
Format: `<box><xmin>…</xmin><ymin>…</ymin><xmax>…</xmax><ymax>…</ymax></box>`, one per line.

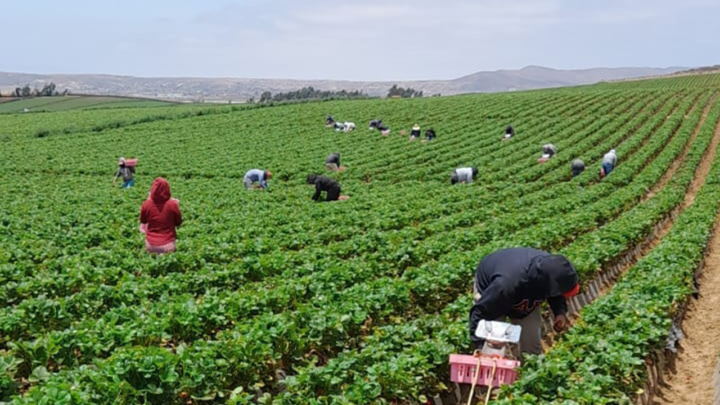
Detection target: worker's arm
<box><xmin>139</xmin><ymin>203</ymin><xmax>148</xmax><ymax>224</ymax></box>
<box><xmin>547</xmin><ymin>295</ymin><xmax>567</xmax><ymax>317</ymax></box>
<box><xmin>469</xmin><ymin>279</ymin><xmax>511</xmax><ymax>348</ymax></box>
<box><xmin>113</xmin><ymin>169</ymin><xmax>121</xmax><ymax>185</ymax></box>
<box><xmin>312</xmin><ymin>183</ymin><xmax>322</xmax><ymax>201</ymax></box>
<box><xmin>173</xmin><ymin>200</ymin><xmax>183</xmax><ymax>227</ymax></box>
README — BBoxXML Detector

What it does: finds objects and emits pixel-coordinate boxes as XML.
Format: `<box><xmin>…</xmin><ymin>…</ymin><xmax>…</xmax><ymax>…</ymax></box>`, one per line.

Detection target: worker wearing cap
<box><xmin>469</xmin><ymin>247</ymin><xmax>580</xmax><ymax>356</ymax></box>
<box><xmin>243</xmin><ymin>169</ymin><xmax>272</xmax><ymax>190</ymax></box>
<box><xmin>409</xmin><ymin>124</ymin><xmax>421</xmax><ymax>141</ymax></box>
<box><xmin>113</xmin><ymin>157</ymin><xmax>135</xmax><ymax>189</ymax></box>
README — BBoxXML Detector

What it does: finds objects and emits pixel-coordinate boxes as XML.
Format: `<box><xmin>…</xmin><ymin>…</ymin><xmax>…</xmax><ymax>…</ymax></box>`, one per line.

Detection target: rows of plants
<box><xmin>496</xmin><ymin>110</ymin><xmax>720</xmax><ymax>405</ymax></box>
<box><xmin>0</xmin><ymin>90</ymin><xmax>685</xmax><ymax>344</ymax></box>
<box><xmin>0</xmin><ymin>86</ymin><xmax>708</xmax><ymax>400</ymax></box>
<box><xmin>252</xmin><ymin>91</ymin><xmax>719</xmax><ymax>404</ymax></box>
<box><xmin>2</xmin><ymin>75</ymin><xmax>720</xmax><ymax>404</ymax></box>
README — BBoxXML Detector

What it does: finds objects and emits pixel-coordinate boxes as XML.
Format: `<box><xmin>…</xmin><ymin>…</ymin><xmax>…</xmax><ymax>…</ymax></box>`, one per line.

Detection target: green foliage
<box><xmin>2</xmin><ymin>73</ymin><xmax>720</xmax><ymax>404</ymax></box>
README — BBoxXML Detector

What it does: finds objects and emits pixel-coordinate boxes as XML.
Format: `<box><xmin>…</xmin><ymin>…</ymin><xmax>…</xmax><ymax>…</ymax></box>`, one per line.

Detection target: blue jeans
<box><xmin>602</xmin><ymin>163</ymin><xmax>614</xmax><ymax>176</ymax></box>
<box><xmin>122</xmin><ymin>179</ymin><xmax>135</xmax><ymax>189</ymax></box>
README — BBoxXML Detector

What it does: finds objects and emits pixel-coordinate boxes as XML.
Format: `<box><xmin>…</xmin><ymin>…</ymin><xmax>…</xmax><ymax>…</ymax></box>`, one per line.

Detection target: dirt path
<box><xmin>540</xmin><ymin>95</ymin><xmax>720</xmax><ymax>350</ymax></box>
<box><xmin>654</xmin><ymin>117</ymin><xmax>720</xmax><ymax>405</ymax></box>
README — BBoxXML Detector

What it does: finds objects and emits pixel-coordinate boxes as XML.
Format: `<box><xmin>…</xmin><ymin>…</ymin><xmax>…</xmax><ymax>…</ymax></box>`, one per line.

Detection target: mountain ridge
<box><xmin>0</xmin><ymin>66</ymin><xmax>687</xmax><ymax>102</ymax></box>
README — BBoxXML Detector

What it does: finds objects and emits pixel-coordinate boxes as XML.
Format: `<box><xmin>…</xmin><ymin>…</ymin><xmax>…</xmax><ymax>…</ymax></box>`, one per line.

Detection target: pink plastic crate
<box><xmin>449</xmin><ymin>354</ymin><xmax>520</xmax><ymax>387</ymax></box>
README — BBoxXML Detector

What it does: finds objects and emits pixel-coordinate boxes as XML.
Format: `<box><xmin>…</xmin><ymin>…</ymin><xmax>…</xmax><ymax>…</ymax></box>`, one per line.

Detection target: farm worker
<box><xmin>425</xmin><ymin>128</ymin><xmax>437</xmax><ymax>141</ymax></box>
<box><xmin>369</xmin><ymin>119</ymin><xmax>382</xmax><ymax>130</ymax></box>
<box><xmin>325</xmin><ymin>152</ymin><xmax>341</xmax><ymax>171</ymax></box>
<box><xmin>601</xmin><ymin>149</ymin><xmax>617</xmax><ymax>177</ymax></box>
<box><xmin>307</xmin><ymin>174</ymin><xmax>348</xmax><ymax>202</ymax></box>
<box><xmin>451</xmin><ymin>167</ymin><xmax>478</xmax><ymax>185</ymax></box>
<box><xmin>469</xmin><ymin>247</ymin><xmax>580</xmax><ymax>356</ymax></box>
<box><xmin>326</xmin><ymin>114</ymin><xmax>335</xmax><ymax>126</ymax></box>
<box><xmin>571</xmin><ymin>159</ymin><xmax>585</xmax><ymax>177</ymax></box>
<box><xmin>504</xmin><ymin>125</ymin><xmax>515</xmax><ymax>139</ymax></box>
<box><xmin>243</xmin><ymin>169</ymin><xmax>272</xmax><ymax>190</ymax></box>
<box><xmin>542</xmin><ymin>144</ymin><xmax>557</xmax><ymax>158</ymax></box>
<box><xmin>343</xmin><ymin>122</ymin><xmax>356</xmax><ymax>132</ymax></box>
<box><xmin>409</xmin><ymin>124</ymin><xmax>421</xmax><ymax>141</ymax></box>
<box><xmin>377</xmin><ymin>122</ymin><xmax>390</xmax><ymax>136</ymax></box>
<box><xmin>113</xmin><ymin>157</ymin><xmax>135</xmax><ymax>189</ymax></box>
<box><xmin>140</xmin><ymin>178</ymin><xmax>183</xmax><ymax>254</ymax></box>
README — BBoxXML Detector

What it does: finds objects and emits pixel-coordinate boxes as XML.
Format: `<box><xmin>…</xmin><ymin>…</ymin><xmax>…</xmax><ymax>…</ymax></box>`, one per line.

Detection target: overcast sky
<box><xmin>2</xmin><ymin>0</ymin><xmax>718</xmax><ymax>81</ymax></box>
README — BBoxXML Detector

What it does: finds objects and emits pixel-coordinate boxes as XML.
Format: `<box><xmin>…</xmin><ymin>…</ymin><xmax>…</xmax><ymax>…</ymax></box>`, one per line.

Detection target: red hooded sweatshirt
<box><xmin>140</xmin><ymin>178</ymin><xmax>182</xmax><ymax>246</ymax></box>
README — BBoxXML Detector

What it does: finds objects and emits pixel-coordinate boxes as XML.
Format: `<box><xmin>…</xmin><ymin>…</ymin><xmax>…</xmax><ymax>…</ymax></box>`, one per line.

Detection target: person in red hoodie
<box><xmin>140</xmin><ymin>178</ymin><xmax>182</xmax><ymax>254</ymax></box>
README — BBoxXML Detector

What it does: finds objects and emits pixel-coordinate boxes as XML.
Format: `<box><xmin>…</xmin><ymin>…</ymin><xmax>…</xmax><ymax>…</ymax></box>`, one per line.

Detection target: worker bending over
<box><xmin>571</xmin><ymin>159</ymin><xmax>585</xmax><ymax>177</ymax></box>
<box><xmin>469</xmin><ymin>247</ymin><xmax>580</xmax><ymax>356</ymax></box>
<box><xmin>409</xmin><ymin>124</ymin><xmax>421</xmax><ymax>141</ymax></box>
<box><xmin>307</xmin><ymin>174</ymin><xmax>349</xmax><ymax>202</ymax></box>
<box><xmin>451</xmin><ymin>167</ymin><xmax>479</xmax><ymax>185</ymax></box>
<box><xmin>503</xmin><ymin>125</ymin><xmax>515</xmax><ymax>139</ymax></box>
<box><xmin>243</xmin><ymin>169</ymin><xmax>272</xmax><ymax>190</ymax></box>
<box><xmin>601</xmin><ymin>149</ymin><xmax>617</xmax><ymax>177</ymax></box>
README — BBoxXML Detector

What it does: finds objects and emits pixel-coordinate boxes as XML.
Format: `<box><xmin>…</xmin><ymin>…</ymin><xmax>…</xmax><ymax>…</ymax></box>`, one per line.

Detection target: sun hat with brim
<box><xmin>412</xmin><ymin>124</ymin><xmax>420</xmax><ymax>130</ymax></box>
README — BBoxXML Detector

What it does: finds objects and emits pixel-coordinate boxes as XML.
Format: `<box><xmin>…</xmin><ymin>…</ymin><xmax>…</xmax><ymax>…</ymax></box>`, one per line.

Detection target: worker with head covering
<box><xmin>243</xmin><ymin>169</ymin><xmax>272</xmax><ymax>190</ymax></box>
<box><xmin>538</xmin><ymin>144</ymin><xmax>557</xmax><ymax>163</ymax></box>
<box><xmin>326</xmin><ymin>114</ymin><xmax>335</xmax><ymax>127</ymax></box>
<box><xmin>409</xmin><ymin>124</ymin><xmax>421</xmax><ymax>141</ymax></box>
<box><xmin>325</xmin><ymin>152</ymin><xmax>342</xmax><ymax>172</ymax></box>
<box><xmin>469</xmin><ymin>248</ymin><xmax>580</xmax><ymax>356</ymax></box>
<box><xmin>139</xmin><ymin>178</ymin><xmax>183</xmax><ymax>254</ymax></box>
<box><xmin>343</xmin><ymin>122</ymin><xmax>356</xmax><ymax>132</ymax></box>
<box><xmin>601</xmin><ymin>149</ymin><xmax>618</xmax><ymax>177</ymax></box>
<box><xmin>571</xmin><ymin>159</ymin><xmax>585</xmax><ymax>177</ymax></box>
<box><xmin>451</xmin><ymin>167</ymin><xmax>479</xmax><ymax>185</ymax></box>
<box><xmin>113</xmin><ymin>157</ymin><xmax>136</xmax><ymax>189</ymax></box>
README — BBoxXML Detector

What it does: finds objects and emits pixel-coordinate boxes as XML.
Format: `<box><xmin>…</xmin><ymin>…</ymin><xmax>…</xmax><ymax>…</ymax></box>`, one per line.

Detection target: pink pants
<box><xmin>145</xmin><ymin>240</ymin><xmax>176</xmax><ymax>254</ymax></box>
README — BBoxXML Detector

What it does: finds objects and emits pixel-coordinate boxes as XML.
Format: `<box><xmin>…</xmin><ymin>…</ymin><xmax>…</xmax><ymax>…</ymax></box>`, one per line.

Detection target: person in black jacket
<box><xmin>469</xmin><ymin>248</ymin><xmax>580</xmax><ymax>356</ymax></box>
<box><xmin>504</xmin><ymin>125</ymin><xmax>515</xmax><ymax>139</ymax></box>
<box><xmin>424</xmin><ymin>128</ymin><xmax>436</xmax><ymax>141</ymax></box>
<box><xmin>307</xmin><ymin>174</ymin><xmax>345</xmax><ymax>202</ymax></box>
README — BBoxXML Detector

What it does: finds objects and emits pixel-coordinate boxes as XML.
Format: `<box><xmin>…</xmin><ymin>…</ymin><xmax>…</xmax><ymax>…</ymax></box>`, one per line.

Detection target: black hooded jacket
<box><xmin>469</xmin><ymin>248</ymin><xmax>578</xmax><ymax>346</ymax></box>
<box><xmin>307</xmin><ymin>174</ymin><xmax>341</xmax><ymax>201</ymax></box>
<box><xmin>325</xmin><ymin>153</ymin><xmax>341</xmax><ymax>166</ymax></box>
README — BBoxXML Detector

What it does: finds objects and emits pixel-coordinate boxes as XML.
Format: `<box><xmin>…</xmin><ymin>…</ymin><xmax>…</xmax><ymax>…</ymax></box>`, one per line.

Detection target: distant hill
<box><xmin>0</xmin><ymin>66</ymin><xmax>687</xmax><ymax>102</ymax></box>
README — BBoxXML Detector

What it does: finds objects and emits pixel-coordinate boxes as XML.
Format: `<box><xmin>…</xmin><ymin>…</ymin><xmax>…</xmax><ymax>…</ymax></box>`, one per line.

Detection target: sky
<box><xmin>1</xmin><ymin>0</ymin><xmax>718</xmax><ymax>81</ymax></box>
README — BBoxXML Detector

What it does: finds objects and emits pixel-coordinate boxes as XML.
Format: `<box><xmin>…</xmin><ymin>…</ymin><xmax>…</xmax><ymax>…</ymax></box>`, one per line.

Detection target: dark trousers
<box><xmin>326</xmin><ymin>187</ymin><xmax>341</xmax><ymax>201</ymax></box>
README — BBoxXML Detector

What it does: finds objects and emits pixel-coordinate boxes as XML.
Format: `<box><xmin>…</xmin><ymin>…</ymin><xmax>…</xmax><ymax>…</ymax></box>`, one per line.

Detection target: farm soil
<box><xmin>542</xmin><ymin>96</ymin><xmax>719</xmax><ymax>350</ymax></box>
<box><xmin>598</xmin><ymin>95</ymin><xmax>720</xmax><ymax>296</ymax></box>
<box><xmin>654</xmin><ymin>116</ymin><xmax>720</xmax><ymax>405</ymax></box>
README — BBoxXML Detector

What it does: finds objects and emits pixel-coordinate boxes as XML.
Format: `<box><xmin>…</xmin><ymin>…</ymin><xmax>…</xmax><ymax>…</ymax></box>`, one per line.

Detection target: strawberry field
<box><xmin>2</xmin><ymin>73</ymin><xmax>720</xmax><ymax>404</ymax></box>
